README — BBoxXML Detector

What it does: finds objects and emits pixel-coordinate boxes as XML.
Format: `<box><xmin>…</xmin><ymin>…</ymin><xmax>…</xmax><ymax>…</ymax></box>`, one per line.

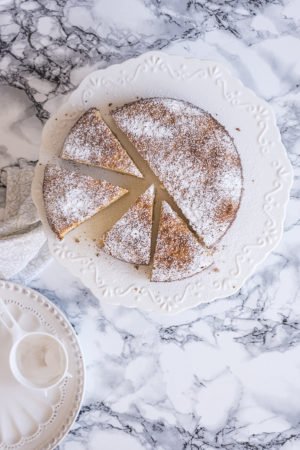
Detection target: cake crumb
<box><xmin>236</xmin><ymin>127</ymin><xmax>240</xmax><ymax>131</ymax></box>
<box><xmin>74</xmin><ymin>237</ymin><xmax>80</xmax><ymax>243</ymax></box>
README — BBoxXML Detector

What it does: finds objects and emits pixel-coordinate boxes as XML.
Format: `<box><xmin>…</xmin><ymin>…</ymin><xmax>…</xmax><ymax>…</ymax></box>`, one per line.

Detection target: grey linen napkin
<box><xmin>0</xmin><ymin>159</ymin><xmax>51</xmax><ymax>282</ymax></box>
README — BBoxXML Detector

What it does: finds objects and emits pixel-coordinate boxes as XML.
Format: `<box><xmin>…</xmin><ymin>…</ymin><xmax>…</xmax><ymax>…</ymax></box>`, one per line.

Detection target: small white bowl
<box><xmin>9</xmin><ymin>332</ymin><xmax>69</xmax><ymax>390</ymax></box>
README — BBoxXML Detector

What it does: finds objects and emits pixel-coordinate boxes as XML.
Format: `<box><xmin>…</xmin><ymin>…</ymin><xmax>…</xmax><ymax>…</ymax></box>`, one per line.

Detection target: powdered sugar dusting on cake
<box><xmin>112</xmin><ymin>98</ymin><xmax>243</xmax><ymax>247</ymax></box>
<box><xmin>103</xmin><ymin>185</ymin><xmax>154</xmax><ymax>265</ymax></box>
<box><xmin>122</xmin><ymin>115</ymin><xmax>173</xmax><ymax>139</ymax></box>
<box><xmin>43</xmin><ymin>164</ymin><xmax>127</xmax><ymax>239</ymax></box>
<box><xmin>61</xmin><ymin>108</ymin><xmax>142</xmax><ymax>177</ymax></box>
<box><xmin>151</xmin><ymin>202</ymin><xmax>212</xmax><ymax>282</ymax></box>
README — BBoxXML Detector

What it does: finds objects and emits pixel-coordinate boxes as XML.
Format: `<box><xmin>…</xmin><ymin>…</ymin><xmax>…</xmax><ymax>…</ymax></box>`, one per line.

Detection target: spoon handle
<box><xmin>0</xmin><ymin>297</ymin><xmax>21</xmax><ymax>335</ymax></box>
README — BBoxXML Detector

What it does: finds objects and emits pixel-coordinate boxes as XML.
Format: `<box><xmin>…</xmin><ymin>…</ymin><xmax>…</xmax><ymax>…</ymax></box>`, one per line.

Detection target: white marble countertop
<box><xmin>1</xmin><ymin>0</ymin><xmax>300</xmax><ymax>448</ymax></box>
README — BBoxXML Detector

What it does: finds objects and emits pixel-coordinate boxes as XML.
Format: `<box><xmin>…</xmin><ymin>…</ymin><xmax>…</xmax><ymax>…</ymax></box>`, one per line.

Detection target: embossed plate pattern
<box><xmin>0</xmin><ymin>281</ymin><xmax>84</xmax><ymax>449</ymax></box>
<box><xmin>32</xmin><ymin>51</ymin><xmax>293</xmax><ymax>314</ymax></box>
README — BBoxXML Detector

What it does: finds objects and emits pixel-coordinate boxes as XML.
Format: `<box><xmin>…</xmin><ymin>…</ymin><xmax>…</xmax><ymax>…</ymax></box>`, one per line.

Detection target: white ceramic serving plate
<box><xmin>32</xmin><ymin>51</ymin><xmax>293</xmax><ymax>314</ymax></box>
<box><xmin>0</xmin><ymin>281</ymin><xmax>84</xmax><ymax>449</ymax></box>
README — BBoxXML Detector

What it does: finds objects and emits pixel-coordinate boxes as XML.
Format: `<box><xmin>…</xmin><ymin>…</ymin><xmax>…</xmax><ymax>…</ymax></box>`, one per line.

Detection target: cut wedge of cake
<box><xmin>151</xmin><ymin>202</ymin><xmax>212</xmax><ymax>282</ymax></box>
<box><xmin>43</xmin><ymin>164</ymin><xmax>127</xmax><ymax>239</ymax></box>
<box><xmin>102</xmin><ymin>185</ymin><xmax>155</xmax><ymax>265</ymax></box>
<box><xmin>61</xmin><ymin>108</ymin><xmax>142</xmax><ymax>178</ymax></box>
<box><xmin>112</xmin><ymin>98</ymin><xmax>243</xmax><ymax>247</ymax></box>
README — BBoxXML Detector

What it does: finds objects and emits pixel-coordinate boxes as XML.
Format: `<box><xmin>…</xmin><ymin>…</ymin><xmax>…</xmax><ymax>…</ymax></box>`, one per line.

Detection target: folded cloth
<box><xmin>0</xmin><ymin>159</ymin><xmax>51</xmax><ymax>281</ymax></box>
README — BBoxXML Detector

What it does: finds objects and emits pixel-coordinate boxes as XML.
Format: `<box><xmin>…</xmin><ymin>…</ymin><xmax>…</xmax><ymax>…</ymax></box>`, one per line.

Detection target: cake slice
<box><xmin>43</xmin><ymin>164</ymin><xmax>127</xmax><ymax>239</ymax></box>
<box><xmin>102</xmin><ymin>185</ymin><xmax>155</xmax><ymax>265</ymax></box>
<box><xmin>61</xmin><ymin>108</ymin><xmax>142</xmax><ymax>178</ymax></box>
<box><xmin>112</xmin><ymin>98</ymin><xmax>243</xmax><ymax>247</ymax></box>
<box><xmin>151</xmin><ymin>202</ymin><xmax>211</xmax><ymax>282</ymax></box>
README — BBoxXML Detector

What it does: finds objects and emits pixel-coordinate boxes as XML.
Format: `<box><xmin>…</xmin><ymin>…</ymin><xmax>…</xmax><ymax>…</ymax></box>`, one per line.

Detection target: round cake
<box><xmin>43</xmin><ymin>97</ymin><xmax>243</xmax><ymax>282</ymax></box>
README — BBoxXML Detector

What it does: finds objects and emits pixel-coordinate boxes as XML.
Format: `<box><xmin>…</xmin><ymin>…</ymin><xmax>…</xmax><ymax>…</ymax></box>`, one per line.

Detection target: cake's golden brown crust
<box><xmin>112</xmin><ymin>98</ymin><xmax>243</xmax><ymax>248</ymax></box>
<box><xmin>43</xmin><ymin>164</ymin><xmax>127</xmax><ymax>239</ymax></box>
<box><xmin>151</xmin><ymin>202</ymin><xmax>211</xmax><ymax>282</ymax></box>
<box><xmin>61</xmin><ymin>108</ymin><xmax>142</xmax><ymax>177</ymax></box>
<box><xmin>102</xmin><ymin>185</ymin><xmax>154</xmax><ymax>265</ymax></box>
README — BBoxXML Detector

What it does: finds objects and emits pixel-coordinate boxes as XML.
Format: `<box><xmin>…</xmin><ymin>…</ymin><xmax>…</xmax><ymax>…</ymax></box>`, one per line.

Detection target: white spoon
<box><xmin>0</xmin><ymin>298</ymin><xmax>69</xmax><ymax>390</ymax></box>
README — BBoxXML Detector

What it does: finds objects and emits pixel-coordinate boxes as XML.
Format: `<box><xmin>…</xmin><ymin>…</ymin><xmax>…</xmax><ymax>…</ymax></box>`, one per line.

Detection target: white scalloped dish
<box><xmin>32</xmin><ymin>51</ymin><xmax>293</xmax><ymax>314</ymax></box>
<box><xmin>0</xmin><ymin>281</ymin><xmax>84</xmax><ymax>450</ymax></box>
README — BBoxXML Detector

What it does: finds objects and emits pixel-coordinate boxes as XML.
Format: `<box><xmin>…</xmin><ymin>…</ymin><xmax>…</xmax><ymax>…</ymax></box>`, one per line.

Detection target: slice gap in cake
<box><xmin>151</xmin><ymin>201</ymin><xmax>212</xmax><ymax>282</ymax></box>
<box><xmin>43</xmin><ymin>164</ymin><xmax>128</xmax><ymax>239</ymax></box>
<box><xmin>102</xmin><ymin>185</ymin><xmax>155</xmax><ymax>265</ymax></box>
<box><xmin>61</xmin><ymin>108</ymin><xmax>143</xmax><ymax>178</ymax></box>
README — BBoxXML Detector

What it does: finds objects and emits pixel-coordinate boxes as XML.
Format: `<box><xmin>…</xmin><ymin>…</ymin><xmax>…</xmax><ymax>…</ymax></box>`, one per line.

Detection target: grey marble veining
<box><xmin>1</xmin><ymin>0</ymin><xmax>300</xmax><ymax>448</ymax></box>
